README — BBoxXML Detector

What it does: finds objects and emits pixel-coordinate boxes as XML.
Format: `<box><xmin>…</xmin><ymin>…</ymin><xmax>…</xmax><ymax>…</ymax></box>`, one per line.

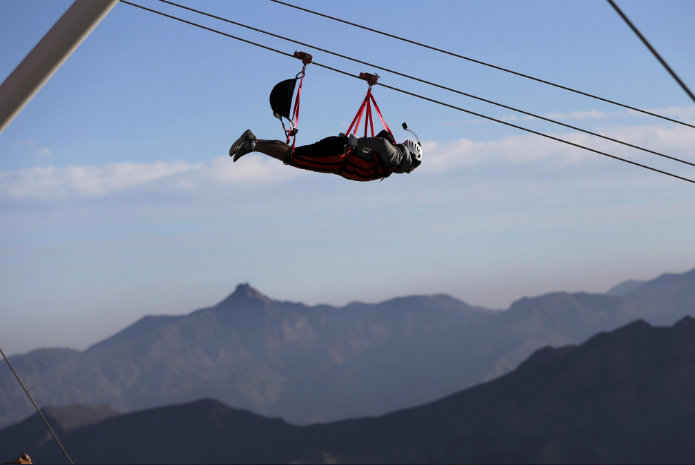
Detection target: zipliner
<box><xmin>228</xmin><ymin>129</ymin><xmax>422</xmax><ymax>182</ymax></box>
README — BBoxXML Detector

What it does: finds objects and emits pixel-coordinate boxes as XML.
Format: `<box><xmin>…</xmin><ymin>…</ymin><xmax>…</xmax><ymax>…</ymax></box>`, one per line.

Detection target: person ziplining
<box><xmin>228</xmin><ymin>52</ymin><xmax>423</xmax><ymax>181</ymax></box>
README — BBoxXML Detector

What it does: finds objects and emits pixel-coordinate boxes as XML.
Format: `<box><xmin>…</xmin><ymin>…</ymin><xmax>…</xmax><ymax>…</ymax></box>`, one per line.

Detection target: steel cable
<box><xmin>1</xmin><ymin>348</ymin><xmax>74</xmax><ymax>464</ymax></box>
<box><xmin>119</xmin><ymin>0</ymin><xmax>695</xmax><ymax>184</ymax></box>
<box><xmin>607</xmin><ymin>0</ymin><xmax>695</xmax><ymax>104</ymax></box>
<box><xmin>270</xmin><ymin>0</ymin><xmax>695</xmax><ymax>129</ymax></box>
<box><xmin>155</xmin><ymin>0</ymin><xmax>695</xmax><ymax>169</ymax></box>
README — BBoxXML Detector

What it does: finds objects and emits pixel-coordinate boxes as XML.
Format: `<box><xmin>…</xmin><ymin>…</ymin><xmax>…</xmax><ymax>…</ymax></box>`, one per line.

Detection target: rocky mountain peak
<box><xmin>217</xmin><ymin>283</ymin><xmax>271</xmax><ymax>307</ymax></box>
<box><xmin>233</xmin><ymin>283</ymin><xmax>267</xmax><ymax>298</ymax></box>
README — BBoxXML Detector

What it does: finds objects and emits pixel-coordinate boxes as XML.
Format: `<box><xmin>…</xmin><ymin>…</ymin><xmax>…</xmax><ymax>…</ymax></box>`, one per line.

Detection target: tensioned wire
<box><xmin>1</xmin><ymin>348</ymin><xmax>74</xmax><ymax>464</ymax></box>
<box><xmin>118</xmin><ymin>0</ymin><xmax>695</xmax><ymax>184</ymax></box>
<box><xmin>270</xmin><ymin>0</ymin><xmax>695</xmax><ymax>130</ymax></box>
<box><xmin>607</xmin><ymin>0</ymin><xmax>695</xmax><ymax>104</ymax></box>
<box><xmin>155</xmin><ymin>0</ymin><xmax>695</xmax><ymax>169</ymax></box>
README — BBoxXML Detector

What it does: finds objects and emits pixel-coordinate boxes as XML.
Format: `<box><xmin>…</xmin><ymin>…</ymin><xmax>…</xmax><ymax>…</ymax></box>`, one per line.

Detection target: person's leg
<box><xmin>294</xmin><ymin>135</ymin><xmax>346</xmax><ymax>158</ymax></box>
<box><xmin>253</xmin><ymin>135</ymin><xmax>345</xmax><ymax>164</ymax></box>
<box><xmin>229</xmin><ymin>129</ymin><xmax>291</xmax><ymax>162</ymax></box>
<box><xmin>231</xmin><ymin>131</ymin><xmax>347</xmax><ymax>163</ymax></box>
<box><xmin>253</xmin><ymin>139</ymin><xmax>292</xmax><ymax>161</ymax></box>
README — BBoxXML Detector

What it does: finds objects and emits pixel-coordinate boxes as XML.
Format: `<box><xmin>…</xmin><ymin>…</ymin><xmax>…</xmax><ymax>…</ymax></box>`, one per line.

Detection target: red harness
<box><xmin>287</xmin><ymin>150</ymin><xmax>389</xmax><ymax>182</ymax></box>
<box><xmin>284</xmin><ymin>72</ymin><xmax>395</xmax><ymax>181</ymax></box>
<box><xmin>345</xmin><ymin>77</ymin><xmax>394</xmax><ymax>141</ymax></box>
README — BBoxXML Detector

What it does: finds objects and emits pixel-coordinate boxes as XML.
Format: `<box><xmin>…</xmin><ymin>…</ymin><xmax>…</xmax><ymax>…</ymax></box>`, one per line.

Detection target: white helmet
<box><xmin>402</xmin><ymin>139</ymin><xmax>422</xmax><ymax>168</ymax></box>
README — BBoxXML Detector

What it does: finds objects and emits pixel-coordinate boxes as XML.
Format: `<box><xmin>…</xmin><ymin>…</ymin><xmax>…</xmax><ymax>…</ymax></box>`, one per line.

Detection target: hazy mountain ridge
<box><xmin>1</xmin><ymin>269</ymin><xmax>693</xmax><ymax>429</ymax></box>
<box><xmin>622</xmin><ymin>268</ymin><xmax>695</xmax><ymax>322</ymax></box>
<box><xmin>606</xmin><ymin>279</ymin><xmax>646</xmax><ymax>297</ymax></box>
<box><xmin>88</xmin><ymin>314</ymin><xmax>185</xmax><ymax>352</ymax></box>
<box><xmin>0</xmin><ymin>285</ymin><xmax>492</xmax><ymax>428</ymax></box>
<box><xmin>5</xmin><ymin>317</ymin><xmax>695</xmax><ymax>464</ymax></box>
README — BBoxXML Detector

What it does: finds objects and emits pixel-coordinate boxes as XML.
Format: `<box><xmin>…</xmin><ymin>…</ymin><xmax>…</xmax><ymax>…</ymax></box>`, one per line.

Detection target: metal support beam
<box><xmin>0</xmin><ymin>0</ymin><xmax>118</xmax><ymax>135</ymax></box>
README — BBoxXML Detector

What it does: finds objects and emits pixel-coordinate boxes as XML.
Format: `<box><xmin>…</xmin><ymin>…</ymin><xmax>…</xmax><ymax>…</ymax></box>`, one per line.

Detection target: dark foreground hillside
<box><xmin>4</xmin><ymin>317</ymin><xmax>695</xmax><ymax>464</ymax></box>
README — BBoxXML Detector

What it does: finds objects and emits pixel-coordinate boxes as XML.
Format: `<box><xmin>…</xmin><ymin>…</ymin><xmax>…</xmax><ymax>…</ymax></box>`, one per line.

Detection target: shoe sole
<box><xmin>229</xmin><ymin>129</ymin><xmax>254</xmax><ymax>159</ymax></box>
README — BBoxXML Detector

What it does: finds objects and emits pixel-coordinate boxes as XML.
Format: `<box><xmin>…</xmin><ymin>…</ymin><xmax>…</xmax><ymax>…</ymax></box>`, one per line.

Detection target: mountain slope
<box><xmin>1</xmin><ymin>268</ymin><xmax>693</xmax><ymax>429</ymax></box>
<box><xmin>9</xmin><ymin>317</ymin><xmax>695</xmax><ymax>464</ymax></box>
<box><xmin>623</xmin><ymin>268</ymin><xmax>695</xmax><ymax>323</ymax></box>
<box><xmin>606</xmin><ymin>279</ymin><xmax>646</xmax><ymax>297</ymax></box>
<box><xmin>0</xmin><ymin>404</ymin><xmax>117</xmax><ymax>462</ymax></box>
<box><xmin>308</xmin><ymin>316</ymin><xmax>695</xmax><ymax>463</ymax></box>
<box><xmin>0</xmin><ymin>284</ymin><xmax>493</xmax><ymax>428</ymax></box>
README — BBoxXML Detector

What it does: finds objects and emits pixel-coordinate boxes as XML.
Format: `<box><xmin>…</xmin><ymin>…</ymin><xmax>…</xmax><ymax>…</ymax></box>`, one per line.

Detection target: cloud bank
<box><xmin>2</xmin><ymin>123</ymin><xmax>693</xmax><ymax>200</ymax></box>
<box><xmin>419</xmin><ymin>123</ymin><xmax>695</xmax><ymax>175</ymax></box>
<box><xmin>0</xmin><ymin>156</ymin><xmax>305</xmax><ymax>200</ymax></box>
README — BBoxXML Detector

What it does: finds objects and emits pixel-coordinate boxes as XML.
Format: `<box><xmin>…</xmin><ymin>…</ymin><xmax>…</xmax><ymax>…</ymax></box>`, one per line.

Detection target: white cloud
<box><xmin>7</xmin><ymin>140</ymin><xmax>54</xmax><ymax>157</ymax></box>
<box><xmin>649</xmin><ymin>106</ymin><xmax>695</xmax><ymax>120</ymax></box>
<box><xmin>1</xmin><ymin>122</ymin><xmax>693</xmax><ymax>200</ymax></box>
<box><xmin>36</xmin><ymin>147</ymin><xmax>54</xmax><ymax>157</ymax></box>
<box><xmin>542</xmin><ymin>109</ymin><xmax>611</xmax><ymax>121</ymax></box>
<box><xmin>0</xmin><ymin>156</ymin><xmax>305</xmax><ymax>200</ymax></box>
<box><xmin>10</xmin><ymin>140</ymin><xmax>35</xmax><ymax>148</ymax></box>
<box><xmin>420</xmin><ymin>124</ymin><xmax>695</xmax><ymax>175</ymax></box>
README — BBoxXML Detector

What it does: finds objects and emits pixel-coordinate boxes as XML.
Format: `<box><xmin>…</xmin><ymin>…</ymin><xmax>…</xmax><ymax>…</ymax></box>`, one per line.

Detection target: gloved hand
<box><xmin>347</xmin><ymin>134</ymin><xmax>359</xmax><ymax>148</ymax></box>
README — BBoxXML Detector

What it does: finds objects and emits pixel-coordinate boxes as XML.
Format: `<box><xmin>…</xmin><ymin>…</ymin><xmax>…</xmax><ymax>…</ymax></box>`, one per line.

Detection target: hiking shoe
<box><xmin>229</xmin><ymin>129</ymin><xmax>256</xmax><ymax>162</ymax></box>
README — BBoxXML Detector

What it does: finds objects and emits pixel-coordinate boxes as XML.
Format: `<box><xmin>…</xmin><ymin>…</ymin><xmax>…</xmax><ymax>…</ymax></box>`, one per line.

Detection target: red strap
<box><xmin>346</xmin><ymin>88</ymin><xmax>393</xmax><ymax>141</ymax></box>
<box><xmin>369</xmin><ymin>92</ymin><xmax>394</xmax><ymax>141</ymax></box>
<box><xmin>289</xmin><ymin>75</ymin><xmax>304</xmax><ymax>151</ymax></box>
<box><xmin>346</xmin><ymin>94</ymin><xmax>369</xmax><ymax>136</ymax></box>
<box><xmin>364</xmin><ymin>96</ymin><xmax>371</xmax><ymax>137</ymax></box>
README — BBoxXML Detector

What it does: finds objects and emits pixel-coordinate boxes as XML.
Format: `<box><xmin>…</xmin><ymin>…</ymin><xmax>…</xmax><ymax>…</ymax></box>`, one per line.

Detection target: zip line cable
<box><xmin>154</xmin><ymin>0</ymin><xmax>695</xmax><ymax>169</ymax></box>
<box><xmin>270</xmin><ymin>0</ymin><xmax>695</xmax><ymax>130</ymax></box>
<box><xmin>376</xmin><ymin>81</ymin><xmax>693</xmax><ymax>184</ymax></box>
<box><xmin>118</xmin><ymin>1</ymin><xmax>695</xmax><ymax>184</ymax></box>
<box><xmin>1</xmin><ymin>348</ymin><xmax>74</xmax><ymax>464</ymax></box>
<box><xmin>606</xmin><ymin>0</ymin><xmax>695</xmax><ymax>104</ymax></box>
<box><xmin>124</xmin><ymin>2</ymin><xmax>295</xmax><ymax>58</ymax></box>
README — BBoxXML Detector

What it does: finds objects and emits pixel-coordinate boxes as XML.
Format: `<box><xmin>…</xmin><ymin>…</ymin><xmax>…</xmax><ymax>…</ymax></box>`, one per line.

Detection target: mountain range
<box><xmin>3</xmin><ymin>316</ymin><xmax>694</xmax><ymax>464</ymax></box>
<box><xmin>1</xmin><ymin>268</ymin><xmax>693</xmax><ymax>429</ymax></box>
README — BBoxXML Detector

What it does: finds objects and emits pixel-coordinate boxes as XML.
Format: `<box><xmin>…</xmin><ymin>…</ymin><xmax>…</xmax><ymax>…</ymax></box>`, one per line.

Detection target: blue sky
<box><xmin>1</xmin><ymin>0</ymin><xmax>694</xmax><ymax>355</ymax></box>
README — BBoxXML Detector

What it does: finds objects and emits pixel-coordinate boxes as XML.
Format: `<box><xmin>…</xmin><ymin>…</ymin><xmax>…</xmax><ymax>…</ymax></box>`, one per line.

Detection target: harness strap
<box><xmin>279</xmin><ymin>52</ymin><xmax>312</xmax><ymax>150</ymax></box>
<box><xmin>288</xmin><ymin>71</ymin><xmax>304</xmax><ymax>151</ymax></box>
<box><xmin>345</xmin><ymin>88</ymin><xmax>394</xmax><ymax>141</ymax></box>
<box><xmin>346</xmin><ymin>94</ymin><xmax>369</xmax><ymax>136</ymax></box>
<box><xmin>365</xmin><ymin>95</ymin><xmax>374</xmax><ymax>137</ymax></box>
<box><xmin>368</xmin><ymin>92</ymin><xmax>394</xmax><ymax>140</ymax></box>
